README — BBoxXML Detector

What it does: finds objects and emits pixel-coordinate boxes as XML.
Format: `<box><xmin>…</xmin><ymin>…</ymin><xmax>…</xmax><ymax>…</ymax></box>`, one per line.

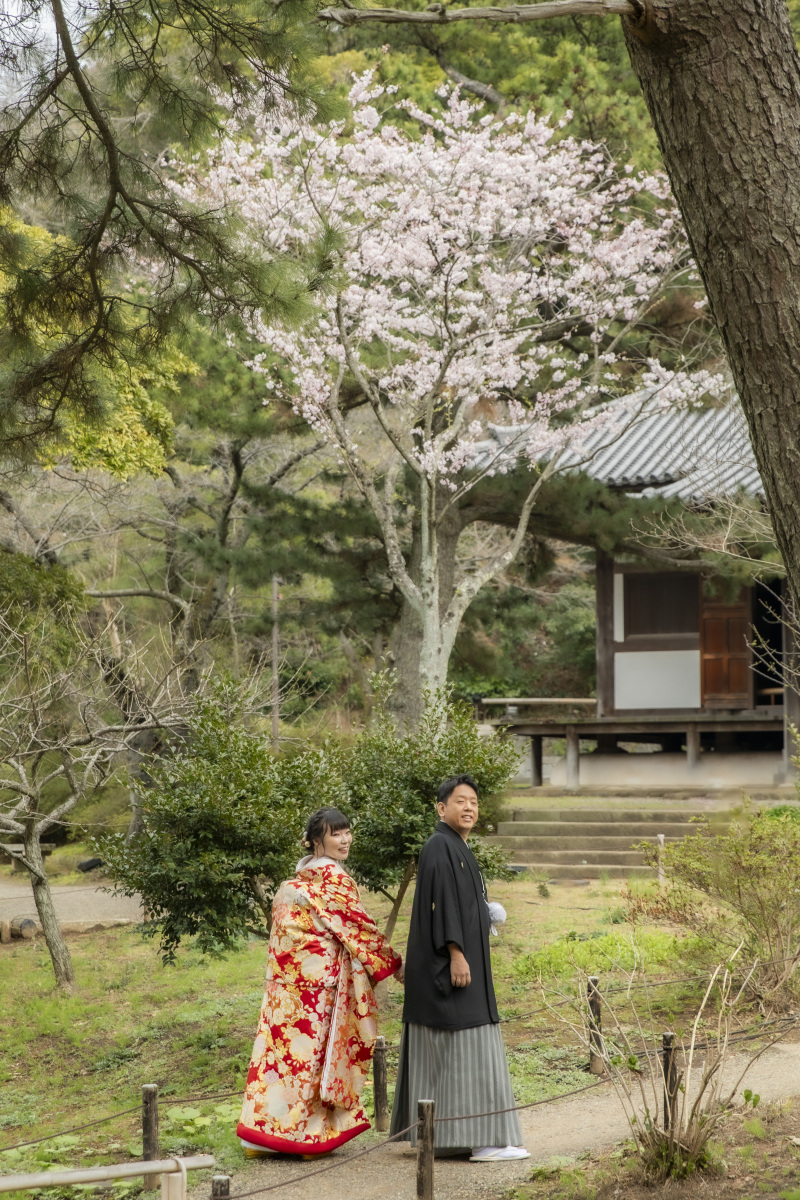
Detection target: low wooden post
<box><xmin>565</xmin><ymin>726</ymin><xmax>580</xmax><ymax>790</ymax></box>
<box><xmin>661</xmin><ymin>1032</ymin><xmax>677</xmax><ymax>1131</ymax></box>
<box><xmin>416</xmin><ymin>1099</ymin><xmax>435</xmax><ymax>1200</ymax></box>
<box><xmin>142</xmin><ymin>1084</ymin><xmax>159</xmax><ymax>1191</ymax></box>
<box><xmin>685</xmin><ymin>726</ymin><xmax>700</xmax><ymax>770</ymax></box>
<box><xmin>656</xmin><ymin>833</ymin><xmax>665</xmax><ymax>885</ymax></box>
<box><xmin>373</xmin><ymin>1035</ymin><xmax>389</xmax><ymax>1132</ymax></box>
<box><xmin>531</xmin><ymin>736</ymin><xmax>543</xmax><ymax>788</ymax></box>
<box><xmin>0</xmin><ymin>920</ymin><xmax>10</xmax><ymax>944</ymax></box>
<box><xmin>588</xmin><ymin>976</ymin><xmax>604</xmax><ymax>1075</ymax></box>
<box><xmin>211</xmin><ymin>1178</ymin><xmax>231</xmax><ymax>1200</ymax></box>
<box><xmin>10</xmin><ymin>917</ymin><xmax>37</xmax><ymax>940</ymax></box>
<box><xmin>161</xmin><ymin>1166</ymin><xmax>186</xmax><ymax>1200</ymax></box>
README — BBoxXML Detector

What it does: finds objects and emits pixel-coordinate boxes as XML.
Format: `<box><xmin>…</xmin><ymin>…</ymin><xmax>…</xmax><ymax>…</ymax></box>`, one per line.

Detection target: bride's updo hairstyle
<box><xmin>301</xmin><ymin>807</ymin><xmax>351</xmax><ymax>853</ymax></box>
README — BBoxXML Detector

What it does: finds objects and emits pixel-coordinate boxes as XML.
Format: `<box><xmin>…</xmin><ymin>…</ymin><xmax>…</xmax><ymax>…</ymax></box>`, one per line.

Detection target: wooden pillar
<box><xmin>142</xmin><ymin>1085</ymin><xmax>159</xmax><ymax>1192</ymax></box>
<box><xmin>416</xmin><ymin>1100</ymin><xmax>434</xmax><ymax>1200</ymax></box>
<box><xmin>595</xmin><ymin>551</ymin><xmax>615</xmax><ymax>718</ymax></box>
<box><xmin>372</xmin><ymin>1035</ymin><xmax>389</xmax><ymax>1131</ymax></box>
<box><xmin>783</xmin><ymin>600</ymin><xmax>800</xmax><ymax>778</ymax></box>
<box><xmin>686</xmin><ymin>725</ymin><xmax>701</xmax><ymax>769</ymax></box>
<box><xmin>565</xmin><ymin>726</ymin><xmax>580</xmax><ymax>790</ymax></box>
<box><xmin>530</xmin><ymin>736</ymin><xmax>543</xmax><ymax>788</ymax></box>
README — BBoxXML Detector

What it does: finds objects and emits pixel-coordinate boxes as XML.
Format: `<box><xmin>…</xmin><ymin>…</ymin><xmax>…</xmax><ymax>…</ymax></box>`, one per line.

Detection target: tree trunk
<box><xmin>622</xmin><ymin>0</ymin><xmax>800</xmax><ymax>613</ymax></box>
<box><xmin>383</xmin><ymin>856</ymin><xmax>416</xmax><ymax>942</ymax></box>
<box><xmin>24</xmin><ymin>831</ymin><xmax>76</xmax><ymax>991</ymax></box>
<box><xmin>389</xmin><ymin>499</ymin><xmax>464</xmax><ymax>728</ymax></box>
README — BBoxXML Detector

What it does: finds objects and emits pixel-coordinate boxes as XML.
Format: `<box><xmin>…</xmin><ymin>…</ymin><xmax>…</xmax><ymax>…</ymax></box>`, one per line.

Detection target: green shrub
<box><xmin>627</xmin><ymin>806</ymin><xmax>800</xmax><ymax>1002</ymax></box>
<box><xmin>100</xmin><ymin>682</ymin><xmax>516</xmax><ymax>957</ymax></box>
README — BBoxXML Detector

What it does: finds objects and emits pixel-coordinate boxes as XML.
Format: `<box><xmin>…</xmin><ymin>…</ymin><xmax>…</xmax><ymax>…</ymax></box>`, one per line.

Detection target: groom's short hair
<box><xmin>437</xmin><ymin>774</ymin><xmax>480</xmax><ymax>807</ymax></box>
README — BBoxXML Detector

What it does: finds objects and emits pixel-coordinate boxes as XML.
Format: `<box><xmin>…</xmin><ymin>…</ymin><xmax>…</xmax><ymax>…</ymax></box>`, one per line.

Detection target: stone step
<box><xmin>522</xmin><ymin>863</ymin><xmax>653</xmax><ymax>879</ymax></box>
<box><xmin>497</xmin><ymin>820</ymin><xmax>699</xmax><ymax>838</ymax></box>
<box><xmin>510</xmin><ymin>808</ymin><xmax>716</xmax><ymax>823</ymax></box>
<box><xmin>508</xmin><ymin>848</ymin><xmax>649</xmax><ymax>865</ymax></box>
<box><xmin>492</xmin><ymin>834</ymin><xmax>683</xmax><ymax>851</ymax></box>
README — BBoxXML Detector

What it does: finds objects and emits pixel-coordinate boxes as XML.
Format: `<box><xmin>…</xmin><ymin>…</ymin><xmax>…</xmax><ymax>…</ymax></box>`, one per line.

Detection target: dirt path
<box><xmin>207</xmin><ymin>1042</ymin><xmax>800</xmax><ymax>1200</ymax></box>
<box><xmin>0</xmin><ymin>880</ymin><xmax>143</xmax><ymax>924</ymax></box>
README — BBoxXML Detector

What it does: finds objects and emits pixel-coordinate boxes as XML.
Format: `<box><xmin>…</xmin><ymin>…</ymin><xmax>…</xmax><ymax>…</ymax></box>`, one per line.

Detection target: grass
<box><xmin>0</xmin><ymin>869</ymin><xmax>702</xmax><ymax>1193</ymax></box>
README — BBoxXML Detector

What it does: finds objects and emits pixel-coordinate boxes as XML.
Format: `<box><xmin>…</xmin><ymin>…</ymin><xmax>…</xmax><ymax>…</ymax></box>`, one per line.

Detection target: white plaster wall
<box><xmin>548</xmin><ymin>751</ymin><xmax>783</xmax><ymax>788</ymax></box>
<box><xmin>613</xmin><ymin>573</ymin><xmax>625</xmax><ymax>642</ymax></box>
<box><xmin>614</xmin><ymin>649</ymin><xmax>701</xmax><ymax>710</ymax></box>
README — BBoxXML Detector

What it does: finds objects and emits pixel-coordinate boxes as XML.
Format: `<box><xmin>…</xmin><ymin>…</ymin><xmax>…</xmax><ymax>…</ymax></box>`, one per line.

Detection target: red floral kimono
<box><xmin>237</xmin><ymin>857</ymin><xmax>401</xmax><ymax>1155</ymax></box>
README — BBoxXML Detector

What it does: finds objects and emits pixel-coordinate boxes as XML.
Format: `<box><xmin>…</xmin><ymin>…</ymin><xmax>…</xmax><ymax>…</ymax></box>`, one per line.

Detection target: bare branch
<box><xmin>86</xmin><ymin>588</ymin><xmax>191</xmax><ymax>616</ymax></box>
<box><xmin>318</xmin><ymin>0</ymin><xmax>634</xmax><ymax>26</ymax></box>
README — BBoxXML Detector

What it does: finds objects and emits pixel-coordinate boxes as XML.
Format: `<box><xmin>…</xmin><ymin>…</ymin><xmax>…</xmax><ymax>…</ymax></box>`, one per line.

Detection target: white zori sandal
<box><xmin>470</xmin><ymin>1146</ymin><xmax>531</xmax><ymax>1162</ymax></box>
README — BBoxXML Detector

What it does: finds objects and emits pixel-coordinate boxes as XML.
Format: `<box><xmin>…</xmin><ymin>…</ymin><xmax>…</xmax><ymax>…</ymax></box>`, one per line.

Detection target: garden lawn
<box><xmin>0</xmin><ymin>872</ymin><xmax>696</xmax><ymax>1191</ymax></box>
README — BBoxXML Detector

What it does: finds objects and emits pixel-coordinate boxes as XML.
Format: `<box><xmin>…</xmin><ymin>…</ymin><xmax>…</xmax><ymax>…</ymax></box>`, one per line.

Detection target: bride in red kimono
<box><xmin>237</xmin><ymin>808</ymin><xmax>403</xmax><ymax>1157</ymax></box>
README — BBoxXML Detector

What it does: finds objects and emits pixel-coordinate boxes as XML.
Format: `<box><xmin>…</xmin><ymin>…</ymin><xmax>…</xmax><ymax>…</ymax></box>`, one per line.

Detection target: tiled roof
<box><xmin>472</xmin><ymin>393</ymin><xmax>762</xmax><ymax>501</ymax></box>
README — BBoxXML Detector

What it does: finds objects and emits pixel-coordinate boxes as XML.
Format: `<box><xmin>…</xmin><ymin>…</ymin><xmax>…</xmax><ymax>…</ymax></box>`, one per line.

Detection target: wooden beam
<box><xmin>531</xmin><ymin>735</ymin><xmax>543</xmax><ymax>787</ymax></box>
<box><xmin>565</xmin><ymin>725</ymin><xmax>580</xmax><ymax>790</ymax></box>
<box><xmin>685</xmin><ymin>725</ymin><xmax>701</xmax><ymax>769</ymax></box>
<box><xmin>318</xmin><ymin>0</ymin><xmax>634</xmax><ymax>26</ymax></box>
<box><xmin>595</xmin><ymin>550</ymin><xmax>614</xmax><ymax>718</ymax></box>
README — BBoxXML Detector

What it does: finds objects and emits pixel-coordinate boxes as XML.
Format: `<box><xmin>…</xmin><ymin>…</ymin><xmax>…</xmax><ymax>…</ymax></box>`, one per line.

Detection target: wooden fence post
<box><xmin>661</xmin><ymin>1032</ymin><xmax>677</xmax><ymax>1130</ymax></box>
<box><xmin>588</xmin><ymin>976</ymin><xmax>604</xmax><ymax>1075</ymax></box>
<box><xmin>142</xmin><ymin>1084</ymin><xmax>159</xmax><ymax>1191</ymax></box>
<box><xmin>373</xmin><ymin>1036</ymin><xmax>389</xmax><ymax>1132</ymax></box>
<box><xmin>416</xmin><ymin>1099</ymin><xmax>434</xmax><ymax>1200</ymax></box>
<box><xmin>657</xmin><ymin>833</ymin><xmax>665</xmax><ymax>885</ymax></box>
<box><xmin>161</xmin><ymin>1164</ymin><xmax>186</xmax><ymax>1200</ymax></box>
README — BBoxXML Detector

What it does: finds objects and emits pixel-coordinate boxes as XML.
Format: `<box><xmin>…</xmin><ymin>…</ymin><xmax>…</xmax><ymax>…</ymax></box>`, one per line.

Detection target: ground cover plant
<box><xmin>0</xmin><ymin>870</ymin><xmax>694</xmax><ymax>1187</ymax></box>
<box><xmin>514</xmin><ymin>1097</ymin><xmax>800</xmax><ymax>1200</ymax></box>
<box><xmin>626</xmin><ymin>805</ymin><xmax>800</xmax><ymax>1006</ymax></box>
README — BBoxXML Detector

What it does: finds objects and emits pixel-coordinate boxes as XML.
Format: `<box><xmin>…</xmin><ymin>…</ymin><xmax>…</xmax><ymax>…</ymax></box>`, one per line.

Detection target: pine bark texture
<box><xmin>623</xmin><ymin>0</ymin><xmax>800</xmax><ymax>610</ymax></box>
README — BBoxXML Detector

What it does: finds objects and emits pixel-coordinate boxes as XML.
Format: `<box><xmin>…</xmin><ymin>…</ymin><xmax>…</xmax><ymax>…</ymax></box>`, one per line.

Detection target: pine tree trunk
<box><xmin>25</xmin><ymin>833</ymin><xmax>76</xmax><ymax>991</ymax></box>
<box><xmin>623</xmin><ymin>0</ymin><xmax>800</xmax><ymax>610</ymax></box>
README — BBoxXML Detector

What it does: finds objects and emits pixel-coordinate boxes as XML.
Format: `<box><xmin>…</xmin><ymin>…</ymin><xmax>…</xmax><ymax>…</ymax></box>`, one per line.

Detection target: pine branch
<box><xmin>318</xmin><ymin>0</ymin><xmax>634</xmax><ymax>26</ymax></box>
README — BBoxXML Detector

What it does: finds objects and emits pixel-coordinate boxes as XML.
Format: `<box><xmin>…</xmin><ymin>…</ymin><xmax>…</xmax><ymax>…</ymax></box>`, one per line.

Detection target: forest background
<box><xmin>1</xmin><ymin>0</ymin><xmax>791</xmax><ymax>845</ymax></box>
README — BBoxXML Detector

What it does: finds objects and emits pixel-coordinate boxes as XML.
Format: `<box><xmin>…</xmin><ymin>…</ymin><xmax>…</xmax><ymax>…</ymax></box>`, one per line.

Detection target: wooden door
<box><xmin>700</xmin><ymin>588</ymin><xmax>753</xmax><ymax>709</ymax></box>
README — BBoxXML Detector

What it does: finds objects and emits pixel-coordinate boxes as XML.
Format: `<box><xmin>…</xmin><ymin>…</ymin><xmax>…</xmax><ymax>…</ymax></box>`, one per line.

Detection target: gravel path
<box><xmin>207</xmin><ymin>1041</ymin><xmax>800</xmax><ymax>1200</ymax></box>
<box><xmin>0</xmin><ymin>880</ymin><xmax>143</xmax><ymax>924</ymax></box>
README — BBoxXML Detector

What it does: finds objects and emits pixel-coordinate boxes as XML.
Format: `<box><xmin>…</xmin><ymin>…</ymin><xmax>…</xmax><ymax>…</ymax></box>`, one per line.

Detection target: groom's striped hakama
<box><xmin>390</xmin><ymin>1023</ymin><xmax>522</xmax><ymax>1149</ymax></box>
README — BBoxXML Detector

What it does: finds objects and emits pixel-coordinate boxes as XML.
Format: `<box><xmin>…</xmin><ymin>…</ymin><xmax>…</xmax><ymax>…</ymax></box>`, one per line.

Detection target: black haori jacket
<box><xmin>402</xmin><ymin>821</ymin><xmax>499</xmax><ymax>1030</ymax></box>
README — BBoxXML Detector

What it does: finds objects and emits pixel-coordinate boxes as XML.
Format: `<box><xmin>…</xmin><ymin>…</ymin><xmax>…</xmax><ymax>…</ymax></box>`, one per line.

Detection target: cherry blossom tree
<box><xmin>176</xmin><ymin>77</ymin><xmax>724</xmax><ymax>721</ymax></box>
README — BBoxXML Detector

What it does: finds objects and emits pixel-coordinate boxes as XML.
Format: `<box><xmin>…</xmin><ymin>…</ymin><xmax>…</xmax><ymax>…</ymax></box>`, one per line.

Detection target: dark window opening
<box><xmin>752</xmin><ymin>577</ymin><xmax>784</xmax><ymax>705</ymax></box>
<box><xmin>624</xmin><ymin>573</ymin><xmax>699</xmax><ymax>638</ymax></box>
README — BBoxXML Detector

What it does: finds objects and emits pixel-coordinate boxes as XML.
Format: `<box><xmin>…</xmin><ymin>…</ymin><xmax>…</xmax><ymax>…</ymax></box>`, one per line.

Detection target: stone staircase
<box><xmin>489</xmin><ymin>807</ymin><xmax>725</xmax><ymax>880</ymax></box>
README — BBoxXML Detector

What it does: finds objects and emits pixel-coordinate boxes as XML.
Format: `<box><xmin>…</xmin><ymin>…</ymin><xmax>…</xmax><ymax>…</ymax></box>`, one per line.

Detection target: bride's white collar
<box><xmin>296</xmin><ymin>854</ymin><xmax>348</xmax><ymax>874</ymax></box>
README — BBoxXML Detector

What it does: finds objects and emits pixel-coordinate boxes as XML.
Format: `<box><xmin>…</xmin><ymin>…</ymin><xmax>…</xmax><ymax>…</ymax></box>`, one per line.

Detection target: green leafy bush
<box><xmin>626</xmin><ymin>806</ymin><xmax>800</xmax><ymax>1003</ymax></box>
<box><xmin>99</xmin><ymin>686</ymin><xmax>307</xmax><ymax>961</ymax></box>
<box><xmin>343</xmin><ymin>688</ymin><xmax>519</xmax><ymax>935</ymax></box>
<box><xmin>101</xmin><ymin>683</ymin><xmax>516</xmax><ymax>957</ymax></box>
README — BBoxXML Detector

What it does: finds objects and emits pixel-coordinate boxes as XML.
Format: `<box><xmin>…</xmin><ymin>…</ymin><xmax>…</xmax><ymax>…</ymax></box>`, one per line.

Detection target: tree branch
<box><xmin>86</xmin><ymin>588</ymin><xmax>191</xmax><ymax>615</ymax></box>
<box><xmin>318</xmin><ymin>0</ymin><xmax>634</xmax><ymax>26</ymax></box>
<box><xmin>415</xmin><ymin>30</ymin><xmax>505</xmax><ymax>105</ymax></box>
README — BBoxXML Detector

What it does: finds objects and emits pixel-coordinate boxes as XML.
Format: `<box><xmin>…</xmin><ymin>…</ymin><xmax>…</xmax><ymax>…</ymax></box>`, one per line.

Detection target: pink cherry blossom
<box><xmin>172</xmin><ymin>76</ymin><xmax>727</xmax><ymax>702</ymax></box>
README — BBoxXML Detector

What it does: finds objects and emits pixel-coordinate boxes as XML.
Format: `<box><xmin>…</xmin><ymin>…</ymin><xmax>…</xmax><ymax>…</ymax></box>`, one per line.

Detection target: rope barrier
<box><xmin>598</xmin><ymin>1013</ymin><xmax>800</xmax><ymax>1062</ymax></box>
<box><xmin>224</xmin><ymin>1124</ymin><xmax>419</xmax><ymax>1199</ymax></box>
<box><xmin>218</xmin><ymin>1083</ymin><xmax>610</xmax><ymax>1199</ymax></box>
<box><xmin>434</xmin><ymin>1078</ymin><xmax>607</xmax><ymax>1122</ymax></box>
<box><xmin>0</xmin><ymin>1091</ymin><xmax>241</xmax><ymax>1154</ymax></box>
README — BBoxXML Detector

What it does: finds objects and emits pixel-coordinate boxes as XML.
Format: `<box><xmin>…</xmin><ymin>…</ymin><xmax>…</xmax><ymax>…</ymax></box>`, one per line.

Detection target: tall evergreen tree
<box><xmin>0</xmin><ymin>0</ymin><xmax>333</xmax><ymax>457</ymax></box>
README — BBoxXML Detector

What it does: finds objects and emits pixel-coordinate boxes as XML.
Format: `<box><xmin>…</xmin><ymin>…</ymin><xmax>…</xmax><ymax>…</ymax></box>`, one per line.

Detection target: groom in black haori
<box><xmin>390</xmin><ymin>774</ymin><xmax>529</xmax><ymax>1163</ymax></box>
